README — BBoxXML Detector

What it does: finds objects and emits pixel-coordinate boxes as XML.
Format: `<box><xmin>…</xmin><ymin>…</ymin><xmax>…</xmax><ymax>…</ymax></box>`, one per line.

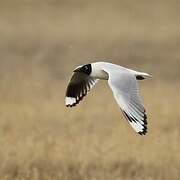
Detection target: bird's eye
<box><xmin>85</xmin><ymin>66</ymin><xmax>88</xmax><ymax>70</ymax></box>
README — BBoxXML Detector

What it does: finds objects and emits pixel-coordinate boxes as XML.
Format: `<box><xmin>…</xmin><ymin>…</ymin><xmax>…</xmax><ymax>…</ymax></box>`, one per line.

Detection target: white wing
<box><xmin>105</xmin><ymin>69</ymin><xmax>147</xmax><ymax>135</ymax></box>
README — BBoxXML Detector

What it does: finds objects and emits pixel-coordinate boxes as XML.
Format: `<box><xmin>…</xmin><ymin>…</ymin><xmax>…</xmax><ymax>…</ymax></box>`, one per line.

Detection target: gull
<box><xmin>65</xmin><ymin>62</ymin><xmax>150</xmax><ymax>135</ymax></box>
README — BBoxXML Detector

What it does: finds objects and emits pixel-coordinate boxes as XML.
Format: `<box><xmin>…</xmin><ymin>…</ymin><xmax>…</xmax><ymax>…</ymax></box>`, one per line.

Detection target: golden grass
<box><xmin>0</xmin><ymin>0</ymin><xmax>180</xmax><ymax>179</ymax></box>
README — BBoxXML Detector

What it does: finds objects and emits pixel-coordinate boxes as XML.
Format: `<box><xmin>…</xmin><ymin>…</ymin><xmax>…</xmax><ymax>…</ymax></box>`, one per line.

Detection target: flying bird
<box><xmin>65</xmin><ymin>62</ymin><xmax>150</xmax><ymax>135</ymax></box>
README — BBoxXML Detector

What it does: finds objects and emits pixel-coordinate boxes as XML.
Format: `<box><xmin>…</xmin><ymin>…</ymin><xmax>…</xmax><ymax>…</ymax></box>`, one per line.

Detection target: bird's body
<box><xmin>91</xmin><ymin>62</ymin><xmax>149</xmax><ymax>80</ymax></box>
<box><xmin>65</xmin><ymin>62</ymin><xmax>150</xmax><ymax>135</ymax></box>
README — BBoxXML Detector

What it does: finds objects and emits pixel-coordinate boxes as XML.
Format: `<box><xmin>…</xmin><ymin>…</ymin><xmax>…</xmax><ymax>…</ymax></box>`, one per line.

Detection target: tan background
<box><xmin>0</xmin><ymin>0</ymin><xmax>180</xmax><ymax>179</ymax></box>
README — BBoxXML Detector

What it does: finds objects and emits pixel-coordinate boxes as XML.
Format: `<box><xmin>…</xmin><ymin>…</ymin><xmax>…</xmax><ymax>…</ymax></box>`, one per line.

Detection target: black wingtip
<box><xmin>138</xmin><ymin>126</ymin><xmax>147</xmax><ymax>135</ymax></box>
<box><xmin>66</xmin><ymin>103</ymin><xmax>77</xmax><ymax>108</ymax></box>
<box><xmin>122</xmin><ymin>110</ymin><xmax>148</xmax><ymax>135</ymax></box>
<box><xmin>138</xmin><ymin>119</ymin><xmax>148</xmax><ymax>135</ymax></box>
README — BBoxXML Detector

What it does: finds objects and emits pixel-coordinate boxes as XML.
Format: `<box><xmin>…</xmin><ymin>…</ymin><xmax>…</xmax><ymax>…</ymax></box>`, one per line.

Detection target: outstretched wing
<box><xmin>106</xmin><ymin>70</ymin><xmax>147</xmax><ymax>135</ymax></box>
<box><xmin>65</xmin><ymin>72</ymin><xmax>98</xmax><ymax>107</ymax></box>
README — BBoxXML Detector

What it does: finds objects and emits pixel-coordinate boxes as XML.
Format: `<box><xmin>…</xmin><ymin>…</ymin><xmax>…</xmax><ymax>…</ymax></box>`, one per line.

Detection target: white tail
<box><xmin>137</xmin><ymin>72</ymin><xmax>151</xmax><ymax>77</ymax></box>
<box><xmin>128</xmin><ymin>70</ymin><xmax>151</xmax><ymax>80</ymax></box>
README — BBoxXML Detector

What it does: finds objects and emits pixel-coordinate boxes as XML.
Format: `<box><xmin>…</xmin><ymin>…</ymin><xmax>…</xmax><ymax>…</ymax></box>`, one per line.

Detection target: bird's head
<box><xmin>73</xmin><ymin>64</ymin><xmax>92</xmax><ymax>75</ymax></box>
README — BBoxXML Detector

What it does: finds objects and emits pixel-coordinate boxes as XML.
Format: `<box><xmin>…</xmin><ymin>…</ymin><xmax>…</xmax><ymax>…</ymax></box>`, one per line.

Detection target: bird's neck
<box><xmin>91</xmin><ymin>62</ymin><xmax>109</xmax><ymax>80</ymax></box>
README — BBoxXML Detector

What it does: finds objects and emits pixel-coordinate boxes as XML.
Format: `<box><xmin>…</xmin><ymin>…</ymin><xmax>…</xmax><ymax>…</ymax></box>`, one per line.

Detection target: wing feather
<box><xmin>65</xmin><ymin>72</ymin><xmax>98</xmax><ymax>107</ymax></box>
<box><xmin>105</xmin><ymin>70</ymin><xmax>147</xmax><ymax>135</ymax></box>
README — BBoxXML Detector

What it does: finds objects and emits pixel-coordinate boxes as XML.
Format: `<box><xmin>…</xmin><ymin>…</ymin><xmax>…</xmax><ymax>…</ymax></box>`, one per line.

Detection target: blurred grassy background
<box><xmin>0</xmin><ymin>0</ymin><xmax>180</xmax><ymax>179</ymax></box>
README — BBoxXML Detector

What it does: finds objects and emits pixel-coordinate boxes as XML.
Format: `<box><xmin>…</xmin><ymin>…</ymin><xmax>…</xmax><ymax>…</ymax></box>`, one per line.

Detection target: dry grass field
<box><xmin>0</xmin><ymin>0</ymin><xmax>180</xmax><ymax>179</ymax></box>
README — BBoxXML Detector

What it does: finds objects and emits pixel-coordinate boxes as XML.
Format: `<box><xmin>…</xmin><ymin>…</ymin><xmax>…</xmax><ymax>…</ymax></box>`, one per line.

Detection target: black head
<box><xmin>74</xmin><ymin>64</ymin><xmax>92</xmax><ymax>75</ymax></box>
